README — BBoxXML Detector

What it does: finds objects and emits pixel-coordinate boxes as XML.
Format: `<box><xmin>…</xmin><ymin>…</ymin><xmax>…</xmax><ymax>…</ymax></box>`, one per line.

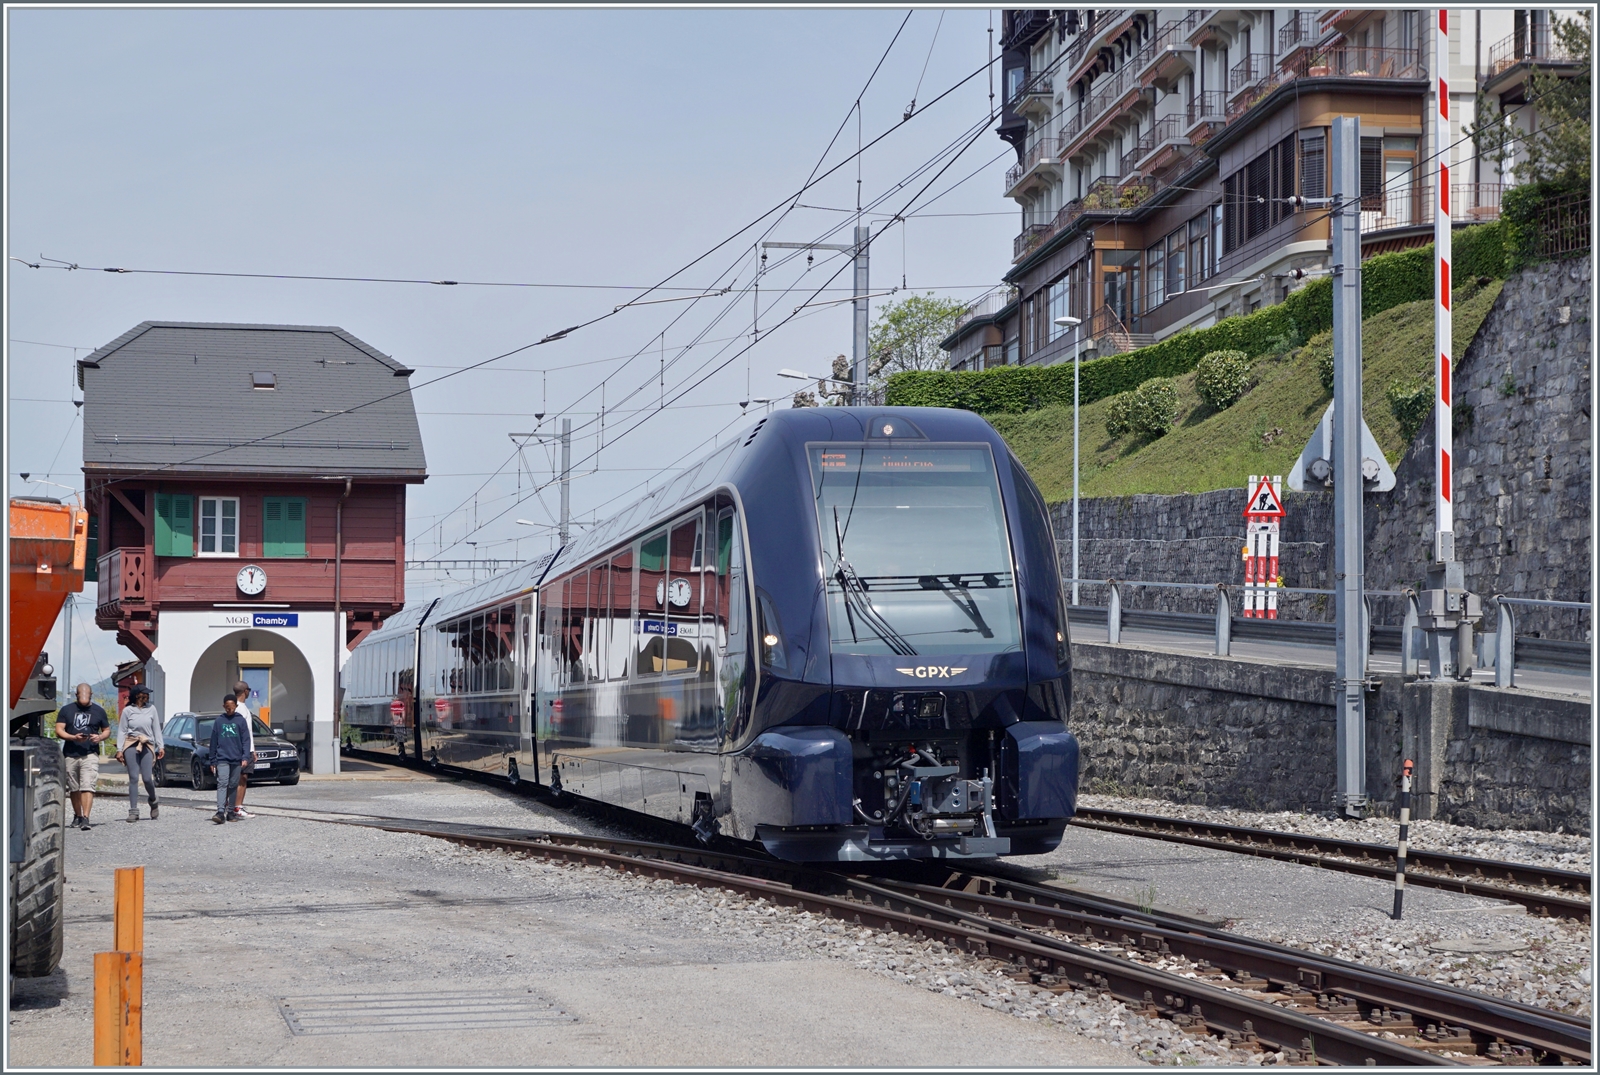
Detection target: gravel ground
<box><xmin>1079</xmin><ymin>792</ymin><xmax>1593</xmax><ymax>871</ymax></box>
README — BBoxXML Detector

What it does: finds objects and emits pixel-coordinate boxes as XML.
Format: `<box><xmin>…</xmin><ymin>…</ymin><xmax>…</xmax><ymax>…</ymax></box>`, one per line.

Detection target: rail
<box><xmin>1064</xmin><ymin>578</ymin><xmax>1590</xmax><ymax>683</ymax></box>
<box><xmin>237</xmin><ymin>790</ymin><xmax>1592</xmax><ymax>1066</ymax></box>
<box><xmin>952</xmin><ymin>287</ymin><xmax>1018</xmax><ymax>332</ymax></box>
<box><xmin>1072</xmin><ymin>807</ymin><xmax>1591</xmax><ymax>921</ymax></box>
<box><xmin>1360</xmin><ymin>182</ymin><xmax>1504</xmax><ymax>230</ymax></box>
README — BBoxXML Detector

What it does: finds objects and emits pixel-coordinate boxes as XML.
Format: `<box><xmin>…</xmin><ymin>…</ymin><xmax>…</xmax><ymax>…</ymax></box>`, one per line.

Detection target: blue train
<box><xmin>342</xmin><ymin>407</ymin><xmax>1079</xmax><ymax>860</ymax></box>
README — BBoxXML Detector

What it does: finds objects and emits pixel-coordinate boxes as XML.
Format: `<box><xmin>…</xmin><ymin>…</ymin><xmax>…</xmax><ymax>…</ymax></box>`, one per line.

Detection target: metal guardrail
<box><xmin>1064</xmin><ymin>579</ymin><xmax>1591</xmax><ymax>685</ymax></box>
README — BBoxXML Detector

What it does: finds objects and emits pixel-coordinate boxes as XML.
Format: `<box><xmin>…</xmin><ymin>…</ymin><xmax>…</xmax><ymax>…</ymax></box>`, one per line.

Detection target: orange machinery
<box><xmin>8</xmin><ymin>498</ymin><xmax>88</xmax><ymax>710</ymax></box>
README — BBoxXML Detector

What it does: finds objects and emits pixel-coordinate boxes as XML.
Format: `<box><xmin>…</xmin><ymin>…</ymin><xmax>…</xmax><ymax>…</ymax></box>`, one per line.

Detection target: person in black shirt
<box><xmin>56</xmin><ymin>683</ymin><xmax>111</xmax><ymax>830</ymax></box>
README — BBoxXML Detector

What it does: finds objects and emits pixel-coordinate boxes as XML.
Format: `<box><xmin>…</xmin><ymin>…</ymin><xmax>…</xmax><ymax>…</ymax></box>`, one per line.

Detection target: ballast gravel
<box><xmin>1079</xmin><ymin>792</ymin><xmax>1593</xmax><ymax>872</ymax></box>
<box><xmin>1068</xmin><ymin>793</ymin><xmax>1593</xmax><ymax>1020</ymax></box>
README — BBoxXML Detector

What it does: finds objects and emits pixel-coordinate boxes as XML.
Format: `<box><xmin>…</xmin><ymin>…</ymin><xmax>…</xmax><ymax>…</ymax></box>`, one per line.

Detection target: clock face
<box><xmin>237</xmin><ymin>564</ymin><xmax>268</xmax><ymax>595</ymax></box>
<box><xmin>667</xmin><ymin>578</ymin><xmax>693</xmax><ymax>608</ymax></box>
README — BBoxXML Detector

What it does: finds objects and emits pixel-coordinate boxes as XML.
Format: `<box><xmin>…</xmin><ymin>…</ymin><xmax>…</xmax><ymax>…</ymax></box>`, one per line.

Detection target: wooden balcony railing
<box><xmin>97</xmin><ymin>547</ymin><xmax>150</xmax><ymax>613</ymax></box>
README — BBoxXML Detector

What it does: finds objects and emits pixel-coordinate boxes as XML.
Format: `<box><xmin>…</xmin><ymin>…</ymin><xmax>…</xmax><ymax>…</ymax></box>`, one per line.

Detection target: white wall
<box><xmin>148</xmin><ymin>611</ymin><xmax>344</xmax><ymax>774</ymax></box>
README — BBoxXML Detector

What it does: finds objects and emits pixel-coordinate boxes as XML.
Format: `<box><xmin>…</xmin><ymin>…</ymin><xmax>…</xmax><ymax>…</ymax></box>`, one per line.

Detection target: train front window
<box><xmin>808</xmin><ymin>443</ymin><xmax>1020</xmax><ymax>656</ymax></box>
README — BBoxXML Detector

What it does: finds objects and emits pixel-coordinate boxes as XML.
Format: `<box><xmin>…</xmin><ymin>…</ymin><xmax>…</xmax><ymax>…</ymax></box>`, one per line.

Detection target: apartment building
<box><xmin>945</xmin><ymin>8</ymin><xmax>1551</xmax><ymax>372</ymax></box>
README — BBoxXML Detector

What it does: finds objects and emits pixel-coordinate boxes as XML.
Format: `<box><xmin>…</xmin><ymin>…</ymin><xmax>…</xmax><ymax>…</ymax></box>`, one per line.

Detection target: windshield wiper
<box><xmin>918</xmin><ymin>574</ymin><xmax>995</xmax><ymax>639</ymax></box>
<box><xmin>833</xmin><ymin>507</ymin><xmax>917</xmax><ymax>657</ymax></box>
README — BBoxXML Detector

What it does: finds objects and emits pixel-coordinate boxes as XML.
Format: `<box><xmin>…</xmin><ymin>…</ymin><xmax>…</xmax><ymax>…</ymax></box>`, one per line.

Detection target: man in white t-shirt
<box><xmin>231</xmin><ymin>681</ymin><xmax>257</xmax><ymax>819</ymax></box>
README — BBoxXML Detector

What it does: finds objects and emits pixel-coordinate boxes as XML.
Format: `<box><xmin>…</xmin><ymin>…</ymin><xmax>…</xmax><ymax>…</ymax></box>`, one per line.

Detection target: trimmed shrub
<box><xmin>1128</xmin><ymin>378</ymin><xmax>1179</xmax><ymax>437</ymax></box>
<box><xmin>1194</xmin><ymin>349</ymin><xmax>1252</xmax><ymax>409</ymax></box>
<box><xmin>1313</xmin><ymin>339</ymin><xmax>1335</xmax><ymax>392</ymax></box>
<box><xmin>1104</xmin><ymin>391</ymin><xmax>1135</xmax><ymax>438</ymax></box>
<box><xmin>885</xmin><ymin>221</ymin><xmax>1510</xmax><ymax>415</ymax></box>
<box><xmin>1386</xmin><ymin>376</ymin><xmax>1434</xmax><ymax>443</ymax></box>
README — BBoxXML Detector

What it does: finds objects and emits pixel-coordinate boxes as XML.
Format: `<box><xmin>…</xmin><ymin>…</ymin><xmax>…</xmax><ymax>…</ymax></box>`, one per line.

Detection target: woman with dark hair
<box><xmin>116</xmin><ymin>685</ymin><xmax>164</xmax><ymax>822</ymax></box>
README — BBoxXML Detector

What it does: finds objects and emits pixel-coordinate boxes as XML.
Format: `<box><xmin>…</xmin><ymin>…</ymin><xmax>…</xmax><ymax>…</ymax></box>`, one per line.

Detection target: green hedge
<box><xmin>888</xmin><ymin>221</ymin><xmax>1509</xmax><ymax>414</ymax></box>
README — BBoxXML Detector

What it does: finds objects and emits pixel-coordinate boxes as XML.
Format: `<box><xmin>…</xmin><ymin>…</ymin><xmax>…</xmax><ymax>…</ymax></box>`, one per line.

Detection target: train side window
<box><xmin>492</xmin><ymin>605</ymin><xmax>515</xmax><ymax>691</ymax></box>
<box><xmin>635</xmin><ymin>530</ymin><xmax>668</xmax><ymax>676</ymax></box>
<box><xmin>605</xmin><ymin>548</ymin><xmax>634</xmax><ymax>681</ymax></box>
<box><xmin>664</xmin><ymin>517</ymin><xmax>701</xmax><ymax>674</ymax></box>
<box><xmin>567</xmin><ymin>568</ymin><xmax>590</xmax><ymax>684</ymax></box>
<box><xmin>716</xmin><ymin>508</ymin><xmax>746</xmax><ymax>650</ymax></box>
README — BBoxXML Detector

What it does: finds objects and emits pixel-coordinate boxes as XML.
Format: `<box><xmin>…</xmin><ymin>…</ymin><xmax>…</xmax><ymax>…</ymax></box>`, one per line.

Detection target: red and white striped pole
<box><xmin>1434</xmin><ymin>9</ymin><xmax>1453</xmax><ymax>561</ymax></box>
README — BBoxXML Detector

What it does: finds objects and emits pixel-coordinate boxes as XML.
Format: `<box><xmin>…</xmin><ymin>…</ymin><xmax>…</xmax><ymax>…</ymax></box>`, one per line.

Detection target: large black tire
<box><xmin>10</xmin><ymin>738</ymin><xmax>66</xmax><ymax>978</ymax></box>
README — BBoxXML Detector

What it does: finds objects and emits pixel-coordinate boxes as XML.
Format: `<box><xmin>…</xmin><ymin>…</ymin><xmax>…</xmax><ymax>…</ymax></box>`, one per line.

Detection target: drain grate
<box><xmin>277</xmin><ymin>990</ymin><xmax>578</xmax><ymax>1035</ymax></box>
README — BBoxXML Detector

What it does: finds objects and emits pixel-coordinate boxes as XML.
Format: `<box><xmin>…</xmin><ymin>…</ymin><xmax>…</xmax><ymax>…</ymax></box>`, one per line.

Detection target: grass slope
<box><xmin>995</xmin><ymin>280</ymin><xmax>1503</xmax><ymax>500</ymax></box>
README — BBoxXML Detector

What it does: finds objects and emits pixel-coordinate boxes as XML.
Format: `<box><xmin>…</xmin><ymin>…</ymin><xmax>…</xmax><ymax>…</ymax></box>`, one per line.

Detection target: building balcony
<box><xmin>1064</xmin><ymin>8</ymin><xmax>1133</xmax><ymax>84</ymax></box>
<box><xmin>1185</xmin><ymin>10</ymin><xmax>1234</xmax><ymax>50</ymax></box>
<box><xmin>1186</xmin><ymin>90</ymin><xmax>1228</xmax><ymax>138</ymax></box>
<box><xmin>1284</xmin><ymin>44</ymin><xmax>1423</xmax><ymax>81</ymax></box>
<box><xmin>1012</xmin><ymin>73</ymin><xmax>1055</xmax><ymax>119</ymax></box>
<box><xmin>953</xmin><ymin>287</ymin><xmax>1019</xmax><ymax>333</ymax></box>
<box><xmin>1130</xmin><ymin>114</ymin><xmax>1191</xmax><ymax>173</ymax></box>
<box><xmin>1014</xmin><ymin>222</ymin><xmax>1055</xmax><ymax>261</ymax></box>
<box><xmin>1001</xmin><ymin>10</ymin><xmax>1054</xmax><ymax>53</ymax></box>
<box><xmin>1360</xmin><ymin>182</ymin><xmax>1504</xmax><ymax>236</ymax></box>
<box><xmin>1134</xmin><ymin>15</ymin><xmax>1199</xmax><ymax>90</ymax></box>
<box><xmin>1062</xmin><ymin>68</ymin><xmax>1144</xmax><ymax>160</ymax></box>
<box><xmin>1005</xmin><ymin>134</ymin><xmax>1064</xmax><ymax>198</ymax></box>
<box><xmin>97</xmin><ymin>547</ymin><xmax>151</xmax><ymax>617</ymax></box>
<box><xmin>1277</xmin><ymin>11</ymin><xmax>1325</xmax><ymax>58</ymax></box>
<box><xmin>1487</xmin><ymin>24</ymin><xmax>1583</xmax><ymax>79</ymax></box>
<box><xmin>1228</xmin><ymin>53</ymin><xmax>1275</xmax><ymax>94</ymax></box>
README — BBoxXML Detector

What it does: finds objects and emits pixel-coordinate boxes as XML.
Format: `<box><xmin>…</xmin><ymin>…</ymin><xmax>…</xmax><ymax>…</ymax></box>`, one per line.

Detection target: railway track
<box><xmin>190</xmin><ymin>793</ymin><xmax>1589</xmax><ymax>1067</ymax></box>
<box><xmin>1071</xmin><ymin>807</ymin><xmax>1593</xmax><ymax>922</ymax></box>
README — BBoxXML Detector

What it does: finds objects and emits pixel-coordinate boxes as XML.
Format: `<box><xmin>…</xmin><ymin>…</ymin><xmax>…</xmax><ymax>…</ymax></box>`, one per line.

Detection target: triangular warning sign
<box><xmin>1244</xmin><ymin>478</ymin><xmax>1285</xmax><ymax>518</ymax></box>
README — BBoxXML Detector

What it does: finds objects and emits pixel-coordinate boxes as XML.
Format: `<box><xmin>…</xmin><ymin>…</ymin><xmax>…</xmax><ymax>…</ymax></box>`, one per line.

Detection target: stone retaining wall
<box><xmin>1070</xmin><ymin>640</ymin><xmax>1591</xmax><ymax>834</ymax></box>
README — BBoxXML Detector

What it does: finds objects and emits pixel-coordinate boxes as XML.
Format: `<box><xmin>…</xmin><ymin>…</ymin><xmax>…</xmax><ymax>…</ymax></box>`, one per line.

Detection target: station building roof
<box><xmin>79</xmin><ymin>321</ymin><xmax>427</xmax><ymax>480</ymax></box>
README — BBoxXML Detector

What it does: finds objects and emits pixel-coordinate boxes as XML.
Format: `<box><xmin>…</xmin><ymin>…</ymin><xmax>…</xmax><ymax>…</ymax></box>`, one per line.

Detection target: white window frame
<box><xmin>198</xmin><ymin>496</ymin><xmax>240</xmax><ymax>557</ymax></box>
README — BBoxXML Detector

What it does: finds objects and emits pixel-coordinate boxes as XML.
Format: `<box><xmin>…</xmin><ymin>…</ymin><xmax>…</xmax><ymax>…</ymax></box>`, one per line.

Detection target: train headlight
<box><xmin>762</xmin><ymin>634</ymin><xmax>778</xmax><ymax>647</ymax></box>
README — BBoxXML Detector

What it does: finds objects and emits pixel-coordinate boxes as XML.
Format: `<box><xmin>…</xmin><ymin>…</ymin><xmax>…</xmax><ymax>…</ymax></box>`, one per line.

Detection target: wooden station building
<box><xmin>82</xmin><ymin>322</ymin><xmax>427</xmax><ymax>773</ymax></box>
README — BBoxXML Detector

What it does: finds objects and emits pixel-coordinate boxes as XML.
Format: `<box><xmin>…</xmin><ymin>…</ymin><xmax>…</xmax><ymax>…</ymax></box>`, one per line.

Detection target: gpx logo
<box><xmin>895</xmin><ymin>666</ymin><xmax>968</xmax><ymax>679</ymax></box>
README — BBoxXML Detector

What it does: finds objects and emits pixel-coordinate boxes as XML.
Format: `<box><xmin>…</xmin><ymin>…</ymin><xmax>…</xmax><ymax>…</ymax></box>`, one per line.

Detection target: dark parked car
<box><xmin>159</xmin><ymin>712</ymin><xmax>301</xmax><ymax>789</ymax></box>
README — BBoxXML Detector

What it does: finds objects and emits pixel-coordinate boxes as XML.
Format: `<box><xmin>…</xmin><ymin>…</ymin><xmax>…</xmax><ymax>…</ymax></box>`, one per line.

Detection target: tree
<box><xmin>1476</xmin><ymin>11</ymin><xmax>1591</xmax><ymax>187</ymax></box>
<box><xmin>863</xmin><ymin>293</ymin><xmax>968</xmax><ymax>402</ymax></box>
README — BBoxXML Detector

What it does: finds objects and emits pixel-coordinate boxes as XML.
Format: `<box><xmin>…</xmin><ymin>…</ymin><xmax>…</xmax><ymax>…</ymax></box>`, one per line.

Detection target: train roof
<box><xmin>362</xmin><ymin>406</ymin><xmax>1002</xmax><ymax>645</ymax></box>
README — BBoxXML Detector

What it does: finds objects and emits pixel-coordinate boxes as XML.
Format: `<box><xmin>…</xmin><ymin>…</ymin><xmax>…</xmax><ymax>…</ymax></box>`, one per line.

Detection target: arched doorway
<box><xmin>188</xmin><ymin>630</ymin><xmax>316</xmax><ymax>760</ymax></box>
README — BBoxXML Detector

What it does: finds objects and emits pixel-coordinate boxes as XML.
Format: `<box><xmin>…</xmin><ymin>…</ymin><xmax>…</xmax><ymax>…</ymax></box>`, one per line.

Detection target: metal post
<box><xmin>1072</xmin><ymin>323</ymin><xmax>1081</xmax><ymax>606</ymax></box>
<box><xmin>1392</xmin><ymin>759</ymin><xmax>1413</xmax><ymax>919</ymax></box>
<box><xmin>61</xmin><ymin>593</ymin><xmax>72</xmax><ymax>702</ymax></box>
<box><xmin>1434</xmin><ymin>8</ymin><xmax>1454</xmax><ymax>564</ymax></box>
<box><xmin>1401</xmin><ymin>591</ymin><xmax>1421</xmax><ymax>677</ymax></box>
<box><xmin>1107</xmin><ymin>580</ymin><xmax>1121</xmax><ymax>644</ymax></box>
<box><xmin>1214</xmin><ymin>585</ymin><xmax>1231</xmax><ymax>656</ymax></box>
<box><xmin>852</xmin><ymin>224</ymin><xmax>871</xmax><ymax>404</ymax></box>
<box><xmin>1331</xmin><ymin>116</ymin><xmax>1367</xmax><ymax>818</ymax></box>
<box><xmin>558</xmin><ymin>418</ymin><xmax>571</xmax><ymax>546</ymax></box>
<box><xmin>1495</xmin><ymin>599</ymin><xmax>1516</xmax><ymax>688</ymax></box>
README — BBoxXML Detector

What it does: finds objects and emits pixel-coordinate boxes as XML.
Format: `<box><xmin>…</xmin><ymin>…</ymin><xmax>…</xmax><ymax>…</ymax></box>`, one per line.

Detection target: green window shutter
<box><xmin>171</xmin><ymin>495</ymin><xmax>194</xmax><ymax>556</ymax></box>
<box><xmin>264</xmin><ymin>497</ymin><xmax>307</xmax><ymax>557</ymax></box>
<box><xmin>154</xmin><ymin>493</ymin><xmax>194</xmax><ymax>557</ymax></box>
<box><xmin>154</xmin><ymin>494</ymin><xmax>171</xmax><ymax>556</ymax></box>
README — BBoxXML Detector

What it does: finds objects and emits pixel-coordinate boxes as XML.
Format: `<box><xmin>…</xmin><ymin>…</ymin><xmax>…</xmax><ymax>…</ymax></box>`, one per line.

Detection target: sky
<box><xmin>6</xmin><ymin>6</ymin><xmax>1021</xmax><ymax>681</ymax></box>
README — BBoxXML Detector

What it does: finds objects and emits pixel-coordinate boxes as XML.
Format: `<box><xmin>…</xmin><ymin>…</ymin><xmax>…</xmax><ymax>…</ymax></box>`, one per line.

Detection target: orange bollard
<box><xmin>95</xmin><ymin>867</ymin><xmax>145</xmax><ymax>1065</ymax></box>
<box><xmin>113</xmin><ymin>867</ymin><xmax>144</xmax><ymax>953</ymax></box>
<box><xmin>92</xmin><ymin>951</ymin><xmax>141</xmax><ymax>1065</ymax></box>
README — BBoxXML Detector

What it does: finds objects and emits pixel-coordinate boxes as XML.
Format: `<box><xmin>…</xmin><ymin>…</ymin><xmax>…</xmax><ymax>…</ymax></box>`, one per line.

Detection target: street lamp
<box><xmin>1053</xmin><ymin>314</ymin><xmax>1084</xmax><ymax>606</ymax></box>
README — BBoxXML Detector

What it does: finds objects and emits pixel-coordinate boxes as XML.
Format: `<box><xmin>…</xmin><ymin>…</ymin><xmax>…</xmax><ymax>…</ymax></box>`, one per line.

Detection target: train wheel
<box><xmin>10</xmin><ymin>739</ymin><xmax>66</xmax><ymax>978</ymax></box>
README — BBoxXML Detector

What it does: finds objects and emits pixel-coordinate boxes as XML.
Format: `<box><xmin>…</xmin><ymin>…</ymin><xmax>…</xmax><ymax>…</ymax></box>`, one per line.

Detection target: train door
<box><xmin>517</xmin><ymin>596</ymin><xmax>535</xmax><ymax>782</ymax></box>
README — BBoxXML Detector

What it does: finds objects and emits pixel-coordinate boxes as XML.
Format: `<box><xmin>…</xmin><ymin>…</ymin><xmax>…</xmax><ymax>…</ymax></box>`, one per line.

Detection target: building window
<box><xmin>154</xmin><ymin>493</ymin><xmax>194</xmax><ymax>557</ymax></box>
<box><xmin>1223</xmin><ymin>134</ymin><xmax>1297</xmax><ymax>252</ymax></box>
<box><xmin>1167</xmin><ymin>229</ymin><xmax>1187</xmax><ymax>297</ymax></box>
<box><xmin>1145</xmin><ymin>242</ymin><xmax>1166</xmax><ymax>310</ymax></box>
<box><xmin>263</xmin><ymin>497</ymin><xmax>308</xmax><ymax>558</ymax></box>
<box><xmin>1188</xmin><ymin>213</ymin><xmax>1210</xmax><ymax>283</ymax></box>
<box><xmin>1046</xmin><ymin>276</ymin><xmax>1073</xmax><ymax>342</ymax></box>
<box><xmin>1299</xmin><ymin>130</ymin><xmax>1327</xmax><ymax>201</ymax></box>
<box><xmin>198</xmin><ymin>497</ymin><xmax>239</xmax><ymax>557</ymax></box>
